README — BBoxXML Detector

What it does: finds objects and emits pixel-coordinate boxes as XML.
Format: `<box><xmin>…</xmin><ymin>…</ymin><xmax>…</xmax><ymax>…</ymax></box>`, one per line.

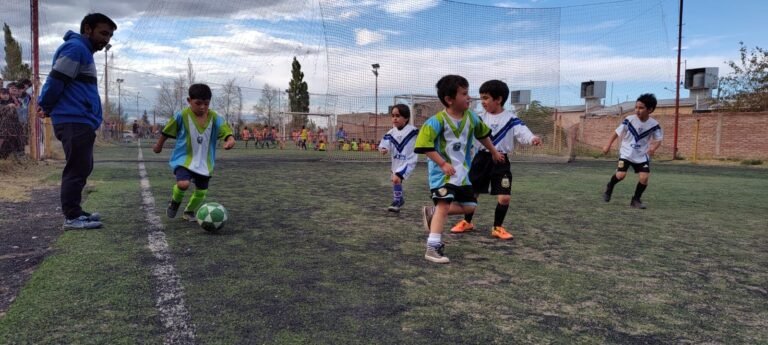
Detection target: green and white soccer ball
<box><xmin>196</xmin><ymin>202</ymin><xmax>228</xmax><ymax>232</ymax></box>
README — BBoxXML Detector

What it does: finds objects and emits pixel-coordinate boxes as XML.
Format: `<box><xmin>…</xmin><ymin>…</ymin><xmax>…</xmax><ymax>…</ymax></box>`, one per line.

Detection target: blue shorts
<box><xmin>174</xmin><ymin>166</ymin><xmax>210</xmax><ymax>189</ymax></box>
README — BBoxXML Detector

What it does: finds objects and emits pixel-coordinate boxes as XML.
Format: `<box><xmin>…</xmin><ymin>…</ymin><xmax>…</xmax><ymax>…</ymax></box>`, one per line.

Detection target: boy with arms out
<box><xmin>454</xmin><ymin>80</ymin><xmax>541</xmax><ymax>240</ymax></box>
<box><xmin>415</xmin><ymin>75</ymin><xmax>504</xmax><ymax>264</ymax></box>
<box><xmin>153</xmin><ymin>84</ymin><xmax>235</xmax><ymax>221</ymax></box>
<box><xmin>601</xmin><ymin>93</ymin><xmax>663</xmax><ymax>209</ymax></box>
<box><xmin>379</xmin><ymin>104</ymin><xmax>419</xmax><ymax>213</ymax></box>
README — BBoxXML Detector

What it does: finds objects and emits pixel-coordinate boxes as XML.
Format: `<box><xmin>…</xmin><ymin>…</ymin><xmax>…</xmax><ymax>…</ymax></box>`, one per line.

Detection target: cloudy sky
<box><xmin>2</xmin><ymin>0</ymin><xmax>766</xmax><ymax>120</ymax></box>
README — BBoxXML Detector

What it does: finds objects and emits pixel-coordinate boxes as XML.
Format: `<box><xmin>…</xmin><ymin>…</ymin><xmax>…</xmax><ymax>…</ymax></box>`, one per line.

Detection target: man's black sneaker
<box><xmin>388</xmin><ymin>199</ymin><xmax>404</xmax><ymax>213</ymax></box>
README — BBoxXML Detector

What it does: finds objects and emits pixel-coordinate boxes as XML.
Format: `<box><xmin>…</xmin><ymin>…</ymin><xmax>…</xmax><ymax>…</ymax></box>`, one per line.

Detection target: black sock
<box><xmin>606</xmin><ymin>175</ymin><xmax>621</xmax><ymax>193</ymax></box>
<box><xmin>494</xmin><ymin>203</ymin><xmax>509</xmax><ymax>227</ymax></box>
<box><xmin>633</xmin><ymin>182</ymin><xmax>647</xmax><ymax>200</ymax></box>
<box><xmin>464</xmin><ymin>212</ymin><xmax>474</xmax><ymax>223</ymax></box>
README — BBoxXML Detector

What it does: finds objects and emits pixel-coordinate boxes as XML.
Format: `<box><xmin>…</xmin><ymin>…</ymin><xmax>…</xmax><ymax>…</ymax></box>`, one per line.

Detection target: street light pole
<box><xmin>372</xmin><ymin>63</ymin><xmax>380</xmax><ymax>140</ymax></box>
<box><xmin>117</xmin><ymin>78</ymin><xmax>124</xmax><ymax>134</ymax></box>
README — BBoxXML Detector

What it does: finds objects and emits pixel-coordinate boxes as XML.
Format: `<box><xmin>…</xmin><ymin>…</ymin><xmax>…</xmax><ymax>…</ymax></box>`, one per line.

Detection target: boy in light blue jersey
<box><xmin>414</xmin><ymin>75</ymin><xmax>504</xmax><ymax>264</ymax></box>
<box><xmin>153</xmin><ymin>83</ymin><xmax>235</xmax><ymax>221</ymax></box>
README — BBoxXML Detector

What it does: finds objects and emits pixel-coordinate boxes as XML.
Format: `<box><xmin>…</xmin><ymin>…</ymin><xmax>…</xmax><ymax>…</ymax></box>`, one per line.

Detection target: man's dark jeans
<box><xmin>54</xmin><ymin>123</ymin><xmax>95</xmax><ymax>220</ymax></box>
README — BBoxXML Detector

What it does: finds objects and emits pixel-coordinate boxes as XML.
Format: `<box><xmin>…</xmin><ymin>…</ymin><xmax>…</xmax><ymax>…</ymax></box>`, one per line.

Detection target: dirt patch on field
<box><xmin>0</xmin><ymin>160</ymin><xmax>62</xmax><ymax>317</ymax></box>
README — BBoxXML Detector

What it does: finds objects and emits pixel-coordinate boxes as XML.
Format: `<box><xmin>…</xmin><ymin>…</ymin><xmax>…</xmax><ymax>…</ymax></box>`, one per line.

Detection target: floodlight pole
<box><xmin>673</xmin><ymin>0</ymin><xmax>683</xmax><ymax>159</ymax></box>
<box><xmin>372</xmin><ymin>63</ymin><xmax>380</xmax><ymax>140</ymax></box>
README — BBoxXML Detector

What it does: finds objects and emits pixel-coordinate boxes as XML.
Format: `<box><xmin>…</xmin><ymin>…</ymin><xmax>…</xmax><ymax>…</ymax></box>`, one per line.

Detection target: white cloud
<box><xmin>355</xmin><ymin>29</ymin><xmax>386</xmax><ymax>46</ymax></box>
<box><xmin>380</xmin><ymin>0</ymin><xmax>439</xmax><ymax>16</ymax></box>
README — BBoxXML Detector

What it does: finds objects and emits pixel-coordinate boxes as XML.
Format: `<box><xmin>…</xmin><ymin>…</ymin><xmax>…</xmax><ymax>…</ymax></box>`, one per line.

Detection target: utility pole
<box><xmin>673</xmin><ymin>0</ymin><xmax>684</xmax><ymax>159</ymax></box>
<box><xmin>117</xmin><ymin>78</ymin><xmax>124</xmax><ymax>134</ymax></box>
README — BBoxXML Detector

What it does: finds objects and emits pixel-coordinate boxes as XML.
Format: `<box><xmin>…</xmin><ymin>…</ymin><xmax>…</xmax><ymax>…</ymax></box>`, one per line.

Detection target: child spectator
<box><xmin>379</xmin><ymin>104</ymin><xmax>419</xmax><ymax>213</ymax></box>
<box><xmin>414</xmin><ymin>75</ymin><xmax>504</xmax><ymax>263</ymax></box>
<box><xmin>241</xmin><ymin>126</ymin><xmax>251</xmax><ymax>148</ymax></box>
<box><xmin>153</xmin><ymin>83</ymin><xmax>235</xmax><ymax>221</ymax></box>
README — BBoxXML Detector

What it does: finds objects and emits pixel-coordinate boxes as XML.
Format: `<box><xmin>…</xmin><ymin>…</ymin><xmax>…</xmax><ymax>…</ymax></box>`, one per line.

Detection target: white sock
<box><xmin>427</xmin><ymin>233</ymin><xmax>442</xmax><ymax>247</ymax></box>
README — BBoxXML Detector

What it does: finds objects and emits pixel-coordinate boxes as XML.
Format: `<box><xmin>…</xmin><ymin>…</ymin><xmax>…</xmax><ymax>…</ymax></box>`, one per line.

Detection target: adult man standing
<box><xmin>37</xmin><ymin>13</ymin><xmax>117</xmax><ymax>230</ymax></box>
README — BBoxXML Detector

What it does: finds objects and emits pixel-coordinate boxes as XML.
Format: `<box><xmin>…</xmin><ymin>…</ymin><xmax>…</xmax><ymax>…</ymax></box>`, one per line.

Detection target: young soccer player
<box><xmin>241</xmin><ymin>126</ymin><xmax>251</xmax><ymax>148</ymax></box>
<box><xmin>415</xmin><ymin>75</ymin><xmax>504</xmax><ymax>263</ymax></box>
<box><xmin>153</xmin><ymin>83</ymin><xmax>235</xmax><ymax>221</ymax></box>
<box><xmin>379</xmin><ymin>104</ymin><xmax>419</xmax><ymax>213</ymax></box>
<box><xmin>601</xmin><ymin>93</ymin><xmax>663</xmax><ymax>209</ymax></box>
<box><xmin>454</xmin><ymin>80</ymin><xmax>541</xmax><ymax>240</ymax></box>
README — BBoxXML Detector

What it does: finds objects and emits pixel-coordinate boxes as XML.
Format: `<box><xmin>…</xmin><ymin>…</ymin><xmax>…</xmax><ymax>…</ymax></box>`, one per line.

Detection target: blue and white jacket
<box><xmin>38</xmin><ymin>31</ymin><xmax>102</xmax><ymax>130</ymax></box>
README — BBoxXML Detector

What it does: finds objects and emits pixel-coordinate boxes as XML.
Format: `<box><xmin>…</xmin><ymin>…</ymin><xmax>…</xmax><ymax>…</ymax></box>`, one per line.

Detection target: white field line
<box><xmin>137</xmin><ymin>141</ymin><xmax>197</xmax><ymax>344</ymax></box>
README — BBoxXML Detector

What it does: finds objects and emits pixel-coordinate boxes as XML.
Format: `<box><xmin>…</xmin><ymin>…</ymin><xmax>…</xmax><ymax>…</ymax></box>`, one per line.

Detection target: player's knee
<box><xmin>615</xmin><ymin>172</ymin><xmax>627</xmax><ymax>180</ymax></box>
<box><xmin>498</xmin><ymin>195</ymin><xmax>511</xmax><ymax>205</ymax></box>
<box><xmin>177</xmin><ymin>180</ymin><xmax>191</xmax><ymax>190</ymax></box>
<box><xmin>639</xmin><ymin>174</ymin><xmax>650</xmax><ymax>184</ymax></box>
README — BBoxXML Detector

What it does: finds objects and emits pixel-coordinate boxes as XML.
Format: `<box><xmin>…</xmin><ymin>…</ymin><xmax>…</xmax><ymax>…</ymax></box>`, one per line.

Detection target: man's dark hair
<box><xmin>80</xmin><ymin>13</ymin><xmax>117</xmax><ymax>34</ymax></box>
<box><xmin>17</xmin><ymin>79</ymin><xmax>32</xmax><ymax>88</ymax></box>
<box><xmin>391</xmin><ymin>104</ymin><xmax>411</xmax><ymax>123</ymax></box>
<box><xmin>188</xmin><ymin>83</ymin><xmax>212</xmax><ymax>100</ymax></box>
<box><xmin>436</xmin><ymin>75</ymin><xmax>469</xmax><ymax>107</ymax></box>
<box><xmin>479</xmin><ymin>80</ymin><xmax>510</xmax><ymax>106</ymax></box>
<box><xmin>637</xmin><ymin>93</ymin><xmax>657</xmax><ymax>111</ymax></box>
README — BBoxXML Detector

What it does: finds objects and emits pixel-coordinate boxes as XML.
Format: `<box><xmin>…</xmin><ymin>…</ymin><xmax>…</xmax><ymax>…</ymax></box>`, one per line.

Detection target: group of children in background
<box><xmin>154</xmin><ymin>76</ymin><xmax>662</xmax><ymax>265</ymax></box>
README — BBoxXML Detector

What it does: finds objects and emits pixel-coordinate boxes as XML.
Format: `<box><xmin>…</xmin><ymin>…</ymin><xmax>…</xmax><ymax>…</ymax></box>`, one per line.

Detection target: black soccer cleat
<box><xmin>630</xmin><ymin>198</ymin><xmax>647</xmax><ymax>209</ymax></box>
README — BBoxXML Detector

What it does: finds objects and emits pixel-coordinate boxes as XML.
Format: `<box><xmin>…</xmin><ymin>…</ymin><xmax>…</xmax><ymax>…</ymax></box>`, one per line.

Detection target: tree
<box><xmin>255</xmin><ymin>83</ymin><xmax>280</xmax><ymax>127</ymax></box>
<box><xmin>2</xmin><ymin>23</ymin><xmax>31</xmax><ymax>81</ymax></box>
<box><xmin>215</xmin><ymin>78</ymin><xmax>242</xmax><ymax>128</ymax></box>
<box><xmin>718</xmin><ymin>42</ymin><xmax>768</xmax><ymax>112</ymax></box>
<box><xmin>155</xmin><ymin>76</ymin><xmax>186</xmax><ymax>120</ymax></box>
<box><xmin>286</xmin><ymin>56</ymin><xmax>309</xmax><ymax>127</ymax></box>
<box><xmin>187</xmin><ymin>57</ymin><xmax>196</xmax><ymax>85</ymax></box>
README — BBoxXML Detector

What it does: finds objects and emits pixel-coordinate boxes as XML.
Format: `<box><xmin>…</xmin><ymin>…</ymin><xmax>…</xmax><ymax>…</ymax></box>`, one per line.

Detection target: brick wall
<box><xmin>577</xmin><ymin>111</ymin><xmax>768</xmax><ymax>160</ymax></box>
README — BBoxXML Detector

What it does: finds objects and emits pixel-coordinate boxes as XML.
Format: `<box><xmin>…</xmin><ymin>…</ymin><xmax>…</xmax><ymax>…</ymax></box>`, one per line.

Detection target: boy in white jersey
<box><xmin>601</xmin><ymin>93</ymin><xmax>663</xmax><ymax>209</ymax></box>
<box><xmin>415</xmin><ymin>75</ymin><xmax>504</xmax><ymax>264</ymax></box>
<box><xmin>453</xmin><ymin>80</ymin><xmax>541</xmax><ymax>240</ymax></box>
<box><xmin>153</xmin><ymin>84</ymin><xmax>236</xmax><ymax>221</ymax></box>
<box><xmin>379</xmin><ymin>104</ymin><xmax>419</xmax><ymax>213</ymax></box>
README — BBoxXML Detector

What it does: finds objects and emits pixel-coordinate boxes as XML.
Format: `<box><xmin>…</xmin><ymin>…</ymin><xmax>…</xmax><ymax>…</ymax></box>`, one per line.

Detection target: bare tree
<box><xmin>214</xmin><ymin>78</ymin><xmax>241</xmax><ymax>127</ymax></box>
<box><xmin>255</xmin><ymin>83</ymin><xmax>280</xmax><ymax>127</ymax></box>
<box><xmin>187</xmin><ymin>57</ymin><xmax>196</xmax><ymax>85</ymax></box>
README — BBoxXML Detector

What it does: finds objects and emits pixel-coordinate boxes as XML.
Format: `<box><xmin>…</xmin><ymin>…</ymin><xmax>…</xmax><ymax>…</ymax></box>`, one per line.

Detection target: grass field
<box><xmin>1</xmin><ymin>142</ymin><xmax>766</xmax><ymax>344</ymax></box>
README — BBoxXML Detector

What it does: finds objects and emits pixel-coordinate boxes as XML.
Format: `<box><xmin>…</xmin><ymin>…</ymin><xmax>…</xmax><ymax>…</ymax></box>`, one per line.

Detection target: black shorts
<box><xmin>430</xmin><ymin>184</ymin><xmax>477</xmax><ymax>206</ymax></box>
<box><xmin>616</xmin><ymin>159</ymin><xmax>650</xmax><ymax>173</ymax></box>
<box><xmin>174</xmin><ymin>166</ymin><xmax>211</xmax><ymax>189</ymax></box>
<box><xmin>469</xmin><ymin>151</ymin><xmax>512</xmax><ymax>195</ymax></box>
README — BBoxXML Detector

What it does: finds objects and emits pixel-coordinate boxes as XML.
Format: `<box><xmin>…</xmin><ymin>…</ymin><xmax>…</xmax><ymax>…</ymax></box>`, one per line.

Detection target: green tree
<box><xmin>718</xmin><ymin>42</ymin><xmax>768</xmax><ymax>112</ymax></box>
<box><xmin>2</xmin><ymin>23</ymin><xmax>31</xmax><ymax>81</ymax></box>
<box><xmin>286</xmin><ymin>56</ymin><xmax>309</xmax><ymax>127</ymax></box>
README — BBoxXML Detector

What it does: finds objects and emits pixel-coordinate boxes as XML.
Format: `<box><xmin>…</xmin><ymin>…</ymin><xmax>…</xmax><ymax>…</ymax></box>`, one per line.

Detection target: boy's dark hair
<box><xmin>18</xmin><ymin>79</ymin><xmax>32</xmax><ymax>88</ymax></box>
<box><xmin>391</xmin><ymin>104</ymin><xmax>411</xmax><ymax>123</ymax></box>
<box><xmin>188</xmin><ymin>83</ymin><xmax>212</xmax><ymax>100</ymax></box>
<box><xmin>637</xmin><ymin>93</ymin><xmax>657</xmax><ymax>111</ymax></box>
<box><xmin>479</xmin><ymin>80</ymin><xmax>510</xmax><ymax>106</ymax></box>
<box><xmin>436</xmin><ymin>75</ymin><xmax>469</xmax><ymax>107</ymax></box>
<box><xmin>0</xmin><ymin>88</ymin><xmax>8</xmax><ymax>94</ymax></box>
<box><xmin>80</xmin><ymin>13</ymin><xmax>117</xmax><ymax>34</ymax></box>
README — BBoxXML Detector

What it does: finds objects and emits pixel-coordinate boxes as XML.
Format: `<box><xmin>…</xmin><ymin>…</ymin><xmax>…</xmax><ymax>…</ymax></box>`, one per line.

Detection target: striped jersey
<box><xmin>477</xmin><ymin>109</ymin><xmax>536</xmax><ymax>153</ymax></box>
<box><xmin>414</xmin><ymin>110</ymin><xmax>491</xmax><ymax>189</ymax></box>
<box><xmin>162</xmin><ymin>108</ymin><xmax>233</xmax><ymax>176</ymax></box>
<box><xmin>615</xmin><ymin>115</ymin><xmax>663</xmax><ymax>163</ymax></box>
<box><xmin>379</xmin><ymin>124</ymin><xmax>419</xmax><ymax>179</ymax></box>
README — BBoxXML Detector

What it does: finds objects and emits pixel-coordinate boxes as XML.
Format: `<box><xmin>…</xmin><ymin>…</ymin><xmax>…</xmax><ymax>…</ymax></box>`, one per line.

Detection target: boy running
<box><xmin>454</xmin><ymin>80</ymin><xmax>541</xmax><ymax>240</ymax></box>
<box><xmin>153</xmin><ymin>83</ymin><xmax>235</xmax><ymax>221</ymax></box>
<box><xmin>379</xmin><ymin>104</ymin><xmax>419</xmax><ymax>213</ymax></box>
<box><xmin>415</xmin><ymin>75</ymin><xmax>504</xmax><ymax>264</ymax></box>
<box><xmin>601</xmin><ymin>93</ymin><xmax>663</xmax><ymax>209</ymax></box>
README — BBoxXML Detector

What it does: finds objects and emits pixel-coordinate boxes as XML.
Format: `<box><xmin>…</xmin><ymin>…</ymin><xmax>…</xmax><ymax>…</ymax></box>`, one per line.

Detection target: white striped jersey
<box><xmin>615</xmin><ymin>115</ymin><xmax>663</xmax><ymax>163</ymax></box>
<box><xmin>477</xmin><ymin>109</ymin><xmax>536</xmax><ymax>153</ymax></box>
<box><xmin>379</xmin><ymin>124</ymin><xmax>419</xmax><ymax>179</ymax></box>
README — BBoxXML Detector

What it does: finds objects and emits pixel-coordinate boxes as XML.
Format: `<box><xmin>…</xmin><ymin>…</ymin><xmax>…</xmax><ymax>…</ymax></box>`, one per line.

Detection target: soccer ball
<box><xmin>196</xmin><ymin>202</ymin><xmax>228</xmax><ymax>232</ymax></box>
